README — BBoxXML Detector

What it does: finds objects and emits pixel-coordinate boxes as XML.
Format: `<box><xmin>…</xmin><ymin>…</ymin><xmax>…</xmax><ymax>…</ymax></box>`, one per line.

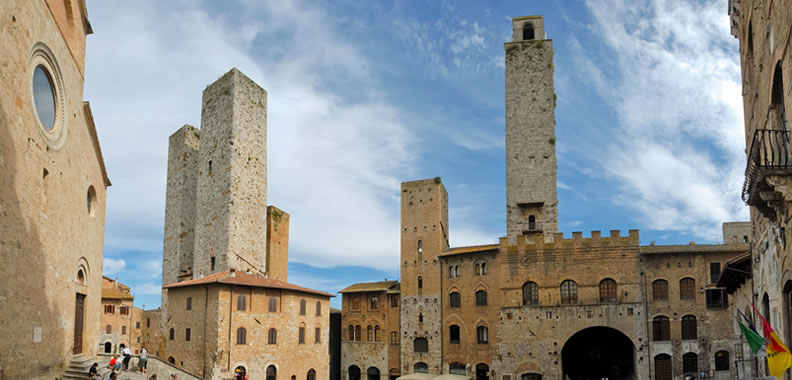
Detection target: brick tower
<box><xmin>505</xmin><ymin>16</ymin><xmax>558</xmax><ymax>241</ymax></box>
<box><xmin>400</xmin><ymin>178</ymin><xmax>449</xmax><ymax>375</ymax></box>
<box><xmin>192</xmin><ymin>68</ymin><xmax>269</xmax><ymax>277</ymax></box>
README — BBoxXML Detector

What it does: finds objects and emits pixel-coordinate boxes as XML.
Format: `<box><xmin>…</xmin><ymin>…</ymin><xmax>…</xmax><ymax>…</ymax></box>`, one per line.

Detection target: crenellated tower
<box><xmin>505</xmin><ymin>16</ymin><xmax>559</xmax><ymax>241</ymax></box>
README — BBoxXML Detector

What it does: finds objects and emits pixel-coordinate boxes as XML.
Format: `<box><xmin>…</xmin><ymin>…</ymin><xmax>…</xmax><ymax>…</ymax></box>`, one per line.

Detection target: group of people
<box><xmin>86</xmin><ymin>344</ymin><xmax>157</xmax><ymax>380</ymax></box>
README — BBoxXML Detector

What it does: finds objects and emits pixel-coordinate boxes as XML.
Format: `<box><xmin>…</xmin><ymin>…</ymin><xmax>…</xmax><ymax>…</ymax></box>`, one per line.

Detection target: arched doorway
<box><xmin>561</xmin><ymin>327</ymin><xmax>635</xmax><ymax>380</ymax></box>
<box><xmin>367</xmin><ymin>367</ymin><xmax>380</xmax><ymax>380</ymax></box>
<box><xmin>414</xmin><ymin>363</ymin><xmax>428</xmax><ymax>373</ymax></box>
<box><xmin>475</xmin><ymin>363</ymin><xmax>489</xmax><ymax>380</ymax></box>
<box><xmin>168</xmin><ymin>357</ymin><xmax>175</xmax><ymax>364</ymax></box>
<box><xmin>349</xmin><ymin>365</ymin><xmax>361</xmax><ymax>380</ymax></box>
<box><xmin>104</xmin><ymin>342</ymin><xmax>112</xmax><ymax>353</ymax></box>
<box><xmin>266</xmin><ymin>365</ymin><xmax>277</xmax><ymax>380</ymax></box>
<box><xmin>234</xmin><ymin>366</ymin><xmax>247</xmax><ymax>380</ymax></box>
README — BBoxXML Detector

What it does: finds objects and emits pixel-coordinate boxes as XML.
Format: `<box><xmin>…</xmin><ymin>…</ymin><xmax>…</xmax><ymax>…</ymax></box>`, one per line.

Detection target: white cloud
<box><xmin>132</xmin><ymin>283</ymin><xmax>163</xmax><ymax>296</ymax></box>
<box><xmin>104</xmin><ymin>258</ymin><xmax>127</xmax><ymax>276</ymax></box>
<box><xmin>86</xmin><ymin>0</ymin><xmax>412</xmax><ymax>271</ymax></box>
<box><xmin>578</xmin><ymin>0</ymin><xmax>748</xmax><ymax>240</ymax></box>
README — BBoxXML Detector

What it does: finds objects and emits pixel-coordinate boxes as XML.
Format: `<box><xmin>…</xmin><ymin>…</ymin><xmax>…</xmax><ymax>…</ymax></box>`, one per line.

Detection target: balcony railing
<box><xmin>742</xmin><ymin>129</ymin><xmax>792</xmax><ymax>204</ymax></box>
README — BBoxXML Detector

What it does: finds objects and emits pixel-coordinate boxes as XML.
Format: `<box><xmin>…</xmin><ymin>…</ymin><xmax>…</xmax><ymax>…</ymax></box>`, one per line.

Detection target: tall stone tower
<box><xmin>400</xmin><ymin>178</ymin><xmax>449</xmax><ymax>375</ymax></box>
<box><xmin>192</xmin><ymin>68</ymin><xmax>269</xmax><ymax>277</ymax></box>
<box><xmin>505</xmin><ymin>16</ymin><xmax>558</xmax><ymax>241</ymax></box>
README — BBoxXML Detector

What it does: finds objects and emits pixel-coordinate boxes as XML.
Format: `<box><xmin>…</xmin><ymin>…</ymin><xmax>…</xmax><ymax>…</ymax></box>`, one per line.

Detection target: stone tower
<box><xmin>192</xmin><ymin>68</ymin><xmax>269</xmax><ymax>277</ymax></box>
<box><xmin>505</xmin><ymin>16</ymin><xmax>558</xmax><ymax>241</ymax></box>
<box><xmin>400</xmin><ymin>178</ymin><xmax>449</xmax><ymax>375</ymax></box>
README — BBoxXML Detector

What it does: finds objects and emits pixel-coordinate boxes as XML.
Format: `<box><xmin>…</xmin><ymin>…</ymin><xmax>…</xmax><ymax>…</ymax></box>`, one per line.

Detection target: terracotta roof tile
<box><xmin>163</xmin><ymin>270</ymin><xmax>333</xmax><ymax>297</ymax></box>
<box><xmin>640</xmin><ymin>243</ymin><xmax>748</xmax><ymax>254</ymax></box>
<box><xmin>339</xmin><ymin>280</ymin><xmax>400</xmax><ymax>294</ymax></box>
<box><xmin>102</xmin><ymin>287</ymin><xmax>134</xmax><ymax>300</ymax></box>
<box><xmin>438</xmin><ymin>244</ymin><xmax>499</xmax><ymax>257</ymax></box>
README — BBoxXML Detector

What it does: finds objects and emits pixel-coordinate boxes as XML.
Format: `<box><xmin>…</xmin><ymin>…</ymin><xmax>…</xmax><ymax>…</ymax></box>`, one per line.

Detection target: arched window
<box><xmin>599</xmin><ymin>278</ymin><xmax>617</xmax><ymax>302</ymax></box>
<box><xmin>449</xmin><ymin>325</ymin><xmax>460</xmax><ymax>344</ymax></box>
<box><xmin>477</xmin><ymin>325</ymin><xmax>488</xmax><ymax>344</ymax></box>
<box><xmin>105</xmin><ymin>324</ymin><xmax>112</xmax><ymax>334</ymax></box>
<box><xmin>374</xmin><ymin>326</ymin><xmax>381</xmax><ymax>342</ymax></box>
<box><xmin>418</xmin><ymin>240</ymin><xmax>423</xmax><ymax>253</ymax></box>
<box><xmin>715</xmin><ymin>350</ymin><xmax>730</xmax><ymax>371</ymax></box>
<box><xmin>349</xmin><ymin>366</ymin><xmax>362</xmax><ymax>380</ymax></box>
<box><xmin>316</xmin><ymin>301</ymin><xmax>322</xmax><ymax>316</ymax></box>
<box><xmin>370</xmin><ymin>296</ymin><xmax>378</xmax><ymax>309</ymax></box>
<box><xmin>654</xmin><ymin>354</ymin><xmax>671</xmax><ymax>380</ymax></box>
<box><xmin>652</xmin><ymin>316</ymin><xmax>670</xmax><ymax>341</ymax></box>
<box><xmin>168</xmin><ymin>357</ymin><xmax>176</xmax><ymax>364</ymax></box>
<box><xmin>772</xmin><ymin>62</ymin><xmax>786</xmax><ymax>131</ymax></box>
<box><xmin>523</xmin><ymin>22</ymin><xmax>535</xmax><ymax>40</ymax></box>
<box><xmin>682</xmin><ymin>352</ymin><xmax>698</xmax><ymax>374</ymax></box>
<box><xmin>235</xmin><ymin>366</ymin><xmax>247</xmax><ymax>380</ymax></box>
<box><xmin>414</xmin><ymin>337</ymin><xmax>428</xmax><ymax>352</ymax></box>
<box><xmin>652</xmin><ymin>279</ymin><xmax>668</xmax><ymax>301</ymax></box>
<box><xmin>680</xmin><ymin>277</ymin><xmax>696</xmax><ymax>301</ymax></box>
<box><xmin>523</xmin><ymin>281</ymin><xmax>539</xmax><ymax>305</ymax></box>
<box><xmin>299</xmin><ymin>325</ymin><xmax>306</xmax><ymax>344</ymax></box>
<box><xmin>169</xmin><ymin>328</ymin><xmax>174</xmax><ymax>340</ymax></box>
<box><xmin>268</xmin><ymin>328</ymin><xmax>277</xmax><ymax>344</ymax></box>
<box><xmin>418</xmin><ymin>313</ymin><xmax>423</xmax><ymax>323</ymax></box>
<box><xmin>300</xmin><ymin>299</ymin><xmax>307</xmax><ymax>315</ymax></box>
<box><xmin>237</xmin><ymin>294</ymin><xmax>247</xmax><ymax>311</ymax></box>
<box><xmin>236</xmin><ymin>327</ymin><xmax>246</xmax><ymax>344</ymax></box>
<box><xmin>367</xmin><ymin>325</ymin><xmax>373</xmax><ymax>342</ymax></box>
<box><xmin>307</xmin><ymin>369</ymin><xmax>316</xmax><ymax>380</ymax></box>
<box><xmin>528</xmin><ymin>215</ymin><xmax>536</xmax><ymax>230</ymax></box>
<box><xmin>348</xmin><ymin>325</ymin><xmax>354</xmax><ymax>341</ymax></box>
<box><xmin>681</xmin><ymin>315</ymin><xmax>697</xmax><ymax>340</ymax></box>
<box><xmin>355</xmin><ymin>325</ymin><xmax>361</xmax><ymax>341</ymax></box>
<box><xmin>266</xmin><ymin>365</ymin><xmax>277</xmax><ymax>380</ymax></box>
<box><xmin>747</xmin><ymin>22</ymin><xmax>754</xmax><ymax>56</ymax></box>
<box><xmin>521</xmin><ymin>374</ymin><xmax>542</xmax><ymax>380</ymax></box>
<box><xmin>269</xmin><ymin>296</ymin><xmax>278</xmax><ymax>312</ymax></box>
<box><xmin>367</xmin><ymin>367</ymin><xmax>380</xmax><ymax>380</ymax></box>
<box><xmin>560</xmin><ymin>280</ymin><xmax>577</xmax><ymax>304</ymax></box>
<box><xmin>476</xmin><ymin>290</ymin><xmax>488</xmax><ymax>306</ymax></box>
<box><xmin>418</xmin><ymin>276</ymin><xmax>423</xmax><ymax>289</ymax></box>
<box><xmin>414</xmin><ymin>362</ymin><xmax>429</xmax><ymax>373</ymax></box>
<box><xmin>352</xmin><ymin>296</ymin><xmax>360</xmax><ymax>310</ymax></box>
<box><xmin>450</xmin><ymin>362</ymin><xmax>466</xmax><ymax>375</ymax></box>
<box><xmin>77</xmin><ymin>268</ymin><xmax>86</xmax><ymax>285</ymax></box>
<box><xmin>449</xmin><ymin>292</ymin><xmax>461</xmax><ymax>308</ymax></box>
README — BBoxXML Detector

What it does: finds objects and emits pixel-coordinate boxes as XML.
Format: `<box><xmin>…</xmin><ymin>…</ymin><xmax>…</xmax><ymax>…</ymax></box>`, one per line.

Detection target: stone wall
<box><xmin>266</xmin><ymin>206</ymin><xmax>289</xmax><ymax>282</ymax></box>
<box><xmin>342</xmin><ymin>289</ymin><xmax>400</xmax><ymax>378</ymax></box>
<box><xmin>505</xmin><ymin>15</ymin><xmax>558</xmax><ymax>241</ymax></box>
<box><xmin>193</xmin><ymin>68</ymin><xmax>268</xmax><ymax>277</ymax></box>
<box><xmin>0</xmin><ymin>1</ymin><xmax>108</xmax><ymax>378</ymax></box>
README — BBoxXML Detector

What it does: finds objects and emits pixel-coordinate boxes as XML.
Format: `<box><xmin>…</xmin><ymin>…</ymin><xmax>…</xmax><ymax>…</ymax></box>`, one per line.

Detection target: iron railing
<box><xmin>742</xmin><ymin>129</ymin><xmax>792</xmax><ymax>202</ymax></box>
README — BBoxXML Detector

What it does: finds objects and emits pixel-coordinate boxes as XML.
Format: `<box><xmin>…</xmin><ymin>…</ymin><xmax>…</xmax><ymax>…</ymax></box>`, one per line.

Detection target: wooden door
<box><xmin>73</xmin><ymin>293</ymin><xmax>85</xmax><ymax>354</ymax></box>
<box><xmin>654</xmin><ymin>355</ymin><xmax>672</xmax><ymax>380</ymax></box>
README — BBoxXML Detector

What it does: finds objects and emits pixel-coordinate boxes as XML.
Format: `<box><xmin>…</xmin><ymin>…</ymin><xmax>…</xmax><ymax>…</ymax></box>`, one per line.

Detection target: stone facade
<box><xmin>505</xmin><ymin>16</ymin><xmax>558</xmax><ymax>242</ymax></box>
<box><xmin>340</xmin><ymin>281</ymin><xmax>401</xmax><ymax>379</ymax></box>
<box><xmin>0</xmin><ymin>0</ymin><xmax>110</xmax><ymax>378</ymax></box>
<box><xmin>98</xmin><ymin>277</ymin><xmax>144</xmax><ymax>355</ymax></box>
<box><xmin>730</xmin><ymin>0</ymin><xmax>792</xmax><ymax>377</ymax></box>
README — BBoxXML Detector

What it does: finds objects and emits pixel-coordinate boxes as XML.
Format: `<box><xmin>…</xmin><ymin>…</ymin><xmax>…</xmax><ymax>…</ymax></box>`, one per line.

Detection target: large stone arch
<box><xmin>561</xmin><ymin>326</ymin><xmax>636</xmax><ymax>380</ymax></box>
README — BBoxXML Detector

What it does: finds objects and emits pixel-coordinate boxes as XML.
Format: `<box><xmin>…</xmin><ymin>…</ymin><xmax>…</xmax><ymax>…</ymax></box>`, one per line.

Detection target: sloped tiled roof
<box><xmin>640</xmin><ymin>243</ymin><xmax>749</xmax><ymax>255</ymax></box>
<box><xmin>102</xmin><ymin>287</ymin><xmax>134</xmax><ymax>300</ymax></box>
<box><xmin>438</xmin><ymin>244</ymin><xmax>499</xmax><ymax>257</ymax></box>
<box><xmin>163</xmin><ymin>270</ymin><xmax>333</xmax><ymax>297</ymax></box>
<box><xmin>386</xmin><ymin>282</ymin><xmax>401</xmax><ymax>294</ymax></box>
<box><xmin>339</xmin><ymin>280</ymin><xmax>400</xmax><ymax>294</ymax></box>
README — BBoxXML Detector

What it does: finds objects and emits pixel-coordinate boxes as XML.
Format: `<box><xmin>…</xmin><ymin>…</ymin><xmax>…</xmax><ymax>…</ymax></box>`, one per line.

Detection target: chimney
<box><xmin>230</xmin><ymin>268</ymin><xmax>236</xmax><ymax>278</ymax></box>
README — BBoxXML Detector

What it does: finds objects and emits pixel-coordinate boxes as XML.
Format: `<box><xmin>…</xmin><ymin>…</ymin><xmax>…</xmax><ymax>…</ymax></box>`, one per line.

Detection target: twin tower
<box><xmin>161</xmin><ymin>68</ymin><xmax>289</xmax><ymax>293</ymax></box>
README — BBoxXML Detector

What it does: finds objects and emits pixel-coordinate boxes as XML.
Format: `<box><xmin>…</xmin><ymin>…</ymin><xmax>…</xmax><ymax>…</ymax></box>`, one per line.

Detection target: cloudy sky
<box><xmin>84</xmin><ymin>0</ymin><xmax>748</xmax><ymax>309</ymax></box>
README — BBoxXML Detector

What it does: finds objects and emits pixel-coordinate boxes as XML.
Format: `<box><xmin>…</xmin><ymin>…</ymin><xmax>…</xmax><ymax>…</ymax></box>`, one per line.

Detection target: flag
<box><xmin>739</xmin><ymin>310</ymin><xmax>767</xmax><ymax>357</ymax></box>
<box><xmin>753</xmin><ymin>304</ymin><xmax>792</xmax><ymax>379</ymax></box>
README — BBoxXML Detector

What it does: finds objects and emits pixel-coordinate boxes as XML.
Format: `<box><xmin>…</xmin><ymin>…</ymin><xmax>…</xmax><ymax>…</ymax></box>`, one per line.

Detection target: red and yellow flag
<box><xmin>754</xmin><ymin>304</ymin><xmax>792</xmax><ymax>379</ymax></box>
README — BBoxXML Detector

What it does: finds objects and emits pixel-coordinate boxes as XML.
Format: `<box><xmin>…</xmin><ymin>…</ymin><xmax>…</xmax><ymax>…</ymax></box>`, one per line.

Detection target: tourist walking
<box><xmin>120</xmin><ymin>344</ymin><xmax>132</xmax><ymax>371</ymax></box>
<box><xmin>137</xmin><ymin>345</ymin><xmax>149</xmax><ymax>373</ymax></box>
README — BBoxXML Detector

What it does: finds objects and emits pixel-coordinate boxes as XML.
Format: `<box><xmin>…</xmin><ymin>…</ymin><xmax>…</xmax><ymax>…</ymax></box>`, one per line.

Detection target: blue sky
<box><xmin>84</xmin><ymin>0</ymin><xmax>747</xmax><ymax>310</ymax></box>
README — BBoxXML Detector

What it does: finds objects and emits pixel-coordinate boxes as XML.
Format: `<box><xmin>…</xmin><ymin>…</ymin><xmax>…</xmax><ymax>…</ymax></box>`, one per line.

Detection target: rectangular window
<box><xmin>185</xmin><ymin>328</ymin><xmax>191</xmax><ymax>342</ymax></box>
<box><xmin>315</xmin><ymin>327</ymin><xmax>321</xmax><ymax>343</ymax></box>
<box><xmin>136</xmin><ymin>322</ymin><xmax>140</xmax><ymax>329</ymax></box>
<box><xmin>299</xmin><ymin>327</ymin><xmax>305</xmax><ymax>344</ymax></box>
<box><xmin>391</xmin><ymin>295</ymin><xmax>399</xmax><ymax>307</ymax></box>
<box><xmin>186</xmin><ymin>297</ymin><xmax>192</xmax><ymax>311</ymax></box>
<box><xmin>210</xmin><ymin>256</ymin><xmax>216</xmax><ymax>271</ymax></box>
<box><xmin>268</xmin><ymin>296</ymin><xmax>277</xmax><ymax>312</ymax></box>
<box><xmin>391</xmin><ymin>331</ymin><xmax>398</xmax><ymax>345</ymax></box>
<box><xmin>706</xmin><ymin>289</ymin><xmax>729</xmax><ymax>309</ymax></box>
<box><xmin>105</xmin><ymin>305</ymin><xmax>114</xmax><ymax>314</ymax></box>
<box><xmin>370</xmin><ymin>296</ymin><xmax>378</xmax><ymax>309</ymax></box>
<box><xmin>237</xmin><ymin>295</ymin><xmax>247</xmax><ymax>311</ymax></box>
<box><xmin>122</xmin><ymin>326</ymin><xmax>127</xmax><ymax>335</ymax></box>
<box><xmin>146</xmin><ymin>334</ymin><xmax>150</xmax><ymax>343</ymax></box>
<box><xmin>710</xmin><ymin>262</ymin><xmax>722</xmax><ymax>284</ymax></box>
<box><xmin>120</xmin><ymin>306</ymin><xmax>129</xmax><ymax>315</ymax></box>
<box><xmin>146</xmin><ymin>318</ymin><xmax>150</xmax><ymax>328</ymax></box>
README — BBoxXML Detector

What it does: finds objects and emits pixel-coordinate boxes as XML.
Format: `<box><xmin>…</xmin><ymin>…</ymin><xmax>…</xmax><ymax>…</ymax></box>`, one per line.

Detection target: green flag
<box><xmin>739</xmin><ymin>319</ymin><xmax>767</xmax><ymax>356</ymax></box>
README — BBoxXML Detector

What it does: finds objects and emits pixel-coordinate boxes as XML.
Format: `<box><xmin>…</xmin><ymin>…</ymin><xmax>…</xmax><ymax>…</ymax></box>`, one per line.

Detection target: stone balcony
<box><xmin>742</xmin><ymin>128</ymin><xmax>792</xmax><ymax>221</ymax></box>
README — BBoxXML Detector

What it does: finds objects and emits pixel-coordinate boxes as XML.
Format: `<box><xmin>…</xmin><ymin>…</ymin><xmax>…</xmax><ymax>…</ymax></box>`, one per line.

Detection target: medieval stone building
<box><xmin>155</xmin><ymin>68</ymin><xmax>332</xmax><ymax>379</ymax></box>
<box><xmin>98</xmin><ymin>276</ymin><xmax>144</xmax><ymax>356</ymax></box>
<box><xmin>340</xmin><ymin>16</ymin><xmax>750</xmax><ymax>380</ymax></box>
<box><xmin>723</xmin><ymin>0</ymin><xmax>792</xmax><ymax>378</ymax></box>
<box><xmin>0</xmin><ymin>0</ymin><xmax>111</xmax><ymax>379</ymax></box>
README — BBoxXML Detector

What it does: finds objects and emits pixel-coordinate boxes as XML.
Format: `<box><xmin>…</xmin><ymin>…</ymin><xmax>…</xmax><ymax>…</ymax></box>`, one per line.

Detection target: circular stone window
<box><xmin>32</xmin><ymin>65</ymin><xmax>56</xmax><ymax>131</ymax></box>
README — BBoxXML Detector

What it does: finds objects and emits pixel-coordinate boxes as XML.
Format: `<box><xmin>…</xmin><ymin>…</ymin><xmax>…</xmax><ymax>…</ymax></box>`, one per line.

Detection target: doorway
<box><xmin>475</xmin><ymin>363</ymin><xmax>489</xmax><ymax>380</ymax></box>
<box><xmin>73</xmin><ymin>293</ymin><xmax>85</xmax><ymax>354</ymax></box>
<box><xmin>561</xmin><ymin>327</ymin><xmax>635</xmax><ymax>380</ymax></box>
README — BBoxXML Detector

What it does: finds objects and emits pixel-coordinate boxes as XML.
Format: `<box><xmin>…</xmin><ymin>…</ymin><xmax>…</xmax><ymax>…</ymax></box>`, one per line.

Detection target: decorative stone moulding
<box><xmin>29</xmin><ymin>42</ymin><xmax>67</xmax><ymax>150</ymax></box>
